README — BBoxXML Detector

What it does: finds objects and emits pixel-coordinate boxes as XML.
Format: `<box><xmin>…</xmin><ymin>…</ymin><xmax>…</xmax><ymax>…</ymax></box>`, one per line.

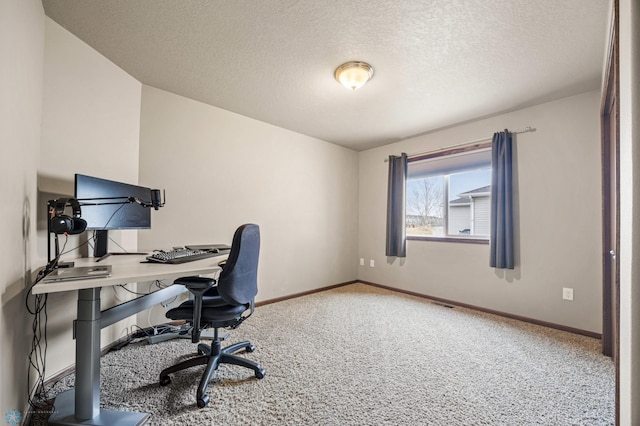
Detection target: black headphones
<box><xmin>49</xmin><ymin>198</ymin><xmax>87</xmax><ymax>235</ymax></box>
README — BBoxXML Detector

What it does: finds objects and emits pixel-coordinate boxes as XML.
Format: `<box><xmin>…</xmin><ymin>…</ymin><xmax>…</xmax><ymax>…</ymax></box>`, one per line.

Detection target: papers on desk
<box><xmin>42</xmin><ymin>265</ymin><xmax>112</xmax><ymax>283</ymax></box>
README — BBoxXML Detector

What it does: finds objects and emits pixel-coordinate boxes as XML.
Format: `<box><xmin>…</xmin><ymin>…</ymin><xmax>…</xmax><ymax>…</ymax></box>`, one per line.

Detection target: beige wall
<box><xmin>36</xmin><ymin>17</ymin><xmax>143</xmax><ymax>384</ymax></box>
<box><xmin>40</xmin><ymin>18</ymin><xmax>142</xmax><ymax>248</ymax></box>
<box><xmin>138</xmin><ymin>86</ymin><xmax>359</xmax><ymax>321</ymax></box>
<box><xmin>0</xmin><ymin>0</ymin><xmax>43</xmax><ymax>417</ymax></box>
<box><xmin>358</xmin><ymin>91</ymin><xmax>603</xmax><ymax>333</ymax></box>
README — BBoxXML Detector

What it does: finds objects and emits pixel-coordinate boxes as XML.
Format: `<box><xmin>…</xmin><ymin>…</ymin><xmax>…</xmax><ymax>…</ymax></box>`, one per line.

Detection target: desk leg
<box><xmin>48</xmin><ymin>288</ymin><xmax>149</xmax><ymax>426</ymax></box>
<box><xmin>75</xmin><ymin>288</ymin><xmax>101</xmax><ymax>419</ymax></box>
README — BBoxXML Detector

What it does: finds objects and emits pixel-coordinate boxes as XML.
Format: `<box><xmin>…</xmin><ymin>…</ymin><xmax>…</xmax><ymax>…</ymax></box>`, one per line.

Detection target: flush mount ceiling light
<box><xmin>334</xmin><ymin>61</ymin><xmax>374</xmax><ymax>90</ymax></box>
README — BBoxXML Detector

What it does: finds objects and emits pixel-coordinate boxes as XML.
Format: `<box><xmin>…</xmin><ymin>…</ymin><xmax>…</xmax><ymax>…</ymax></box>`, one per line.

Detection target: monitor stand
<box><xmin>94</xmin><ymin>230</ymin><xmax>109</xmax><ymax>258</ymax></box>
<box><xmin>93</xmin><ymin>230</ymin><xmax>148</xmax><ymax>262</ymax></box>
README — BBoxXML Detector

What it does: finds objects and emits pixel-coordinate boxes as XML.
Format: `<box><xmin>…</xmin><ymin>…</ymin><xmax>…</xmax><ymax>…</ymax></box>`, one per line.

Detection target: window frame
<box><xmin>406</xmin><ymin>142</ymin><xmax>492</xmax><ymax>245</ymax></box>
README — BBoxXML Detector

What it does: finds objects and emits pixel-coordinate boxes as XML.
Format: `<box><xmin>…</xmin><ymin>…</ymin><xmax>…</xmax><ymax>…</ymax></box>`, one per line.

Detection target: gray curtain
<box><xmin>386</xmin><ymin>153</ymin><xmax>407</xmax><ymax>257</ymax></box>
<box><xmin>490</xmin><ymin>130</ymin><xmax>514</xmax><ymax>269</ymax></box>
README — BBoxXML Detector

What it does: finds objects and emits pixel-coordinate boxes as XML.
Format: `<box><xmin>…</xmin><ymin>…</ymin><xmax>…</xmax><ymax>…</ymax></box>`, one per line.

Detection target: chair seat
<box><xmin>174</xmin><ymin>276</ymin><xmax>215</xmax><ymax>287</ymax></box>
<box><xmin>167</xmin><ymin>300</ymin><xmax>249</xmax><ymax>323</ymax></box>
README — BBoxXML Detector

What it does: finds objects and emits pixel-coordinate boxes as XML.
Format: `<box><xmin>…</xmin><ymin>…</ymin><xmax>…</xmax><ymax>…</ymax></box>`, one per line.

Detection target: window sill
<box><xmin>407</xmin><ymin>236</ymin><xmax>489</xmax><ymax>245</ymax></box>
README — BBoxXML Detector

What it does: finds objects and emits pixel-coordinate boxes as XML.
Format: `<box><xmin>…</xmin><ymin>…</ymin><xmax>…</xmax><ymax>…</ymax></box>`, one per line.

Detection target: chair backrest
<box><xmin>217</xmin><ymin>224</ymin><xmax>260</xmax><ymax>306</ymax></box>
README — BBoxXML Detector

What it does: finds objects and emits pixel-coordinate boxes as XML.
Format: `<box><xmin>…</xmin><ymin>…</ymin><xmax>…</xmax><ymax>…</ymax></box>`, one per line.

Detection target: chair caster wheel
<box><xmin>197</xmin><ymin>343</ymin><xmax>210</xmax><ymax>356</ymax></box>
<box><xmin>159</xmin><ymin>376</ymin><xmax>171</xmax><ymax>386</ymax></box>
<box><xmin>246</xmin><ymin>344</ymin><xmax>255</xmax><ymax>353</ymax></box>
<box><xmin>255</xmin><ymin>368</ymin><xmax>266</xmax><ymax>379</ymax></box>
<box><xmin>197</xmin><ymin>395</ymin><xmax>210</xmax><ymax>408</ymax></box>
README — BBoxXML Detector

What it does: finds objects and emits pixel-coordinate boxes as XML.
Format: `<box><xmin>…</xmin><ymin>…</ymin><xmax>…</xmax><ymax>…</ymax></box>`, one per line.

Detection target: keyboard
<box><xmin>146</xmin><ymin>248</ymin><xmax>218</xmax><ymax>264</ymax></box>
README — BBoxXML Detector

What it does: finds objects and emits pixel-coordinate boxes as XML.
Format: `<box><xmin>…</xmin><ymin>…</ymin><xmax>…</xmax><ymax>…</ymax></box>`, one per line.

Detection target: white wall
<box><xmin>138</xmin><ymin>86</ymin><xmax>359</xmax><ymax>314</ymax></box>
<box><xmin>0</xmin><ymin>0</ymin><xmax>43</xmax><ymax>418</ymax></box>
<box><xmin>37</xmin><ymin>17</ymin><xmax>142</xmax><ymax>380</ymax></box>
<box><xmin>358</xmin><ymin>91</ymin><xmax>602</xmax><ymax>333</ymax></box>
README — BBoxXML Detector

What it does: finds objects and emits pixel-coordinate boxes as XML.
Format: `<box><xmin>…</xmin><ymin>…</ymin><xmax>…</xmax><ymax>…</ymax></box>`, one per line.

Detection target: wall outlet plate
<box><xmin>562</xmin><ymin>287</ymin><xmax>574</xmax><ymax>301</ymax></box>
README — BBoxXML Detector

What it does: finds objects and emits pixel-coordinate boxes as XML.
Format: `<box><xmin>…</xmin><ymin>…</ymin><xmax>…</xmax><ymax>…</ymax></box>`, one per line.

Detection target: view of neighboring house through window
<box><xmin>406</xmin><ymin>146</ymin><xmax>492</xmax><ymax>240</ymax></box>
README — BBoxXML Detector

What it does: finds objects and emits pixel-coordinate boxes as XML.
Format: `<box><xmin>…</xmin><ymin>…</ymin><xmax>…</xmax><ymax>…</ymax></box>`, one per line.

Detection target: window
<box><xmin>406</xmin><ymin>145</ymin><xmax>491</xmax><ymax>242</ymax></box>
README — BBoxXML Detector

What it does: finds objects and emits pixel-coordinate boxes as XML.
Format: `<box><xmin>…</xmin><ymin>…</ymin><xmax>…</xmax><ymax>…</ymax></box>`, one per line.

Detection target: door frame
<box><xmin>600</xmin><ymin>0</ymin><xmax>619</xmax><ymax>422</ymax></box>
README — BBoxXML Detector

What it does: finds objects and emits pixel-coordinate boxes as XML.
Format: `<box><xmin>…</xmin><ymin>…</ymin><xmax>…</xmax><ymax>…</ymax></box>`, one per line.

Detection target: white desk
<box><xmin>32</xmin><ymin>254</ymin><xmax>224</xmax><ymax>426</ymax></box>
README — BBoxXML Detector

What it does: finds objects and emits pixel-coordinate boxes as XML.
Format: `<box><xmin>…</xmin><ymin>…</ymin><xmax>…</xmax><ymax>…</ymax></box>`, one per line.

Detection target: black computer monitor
<box><xmin>74</xmin><ymin>174</ymin><xmax>152</xmax><ymax>257</ymax></box>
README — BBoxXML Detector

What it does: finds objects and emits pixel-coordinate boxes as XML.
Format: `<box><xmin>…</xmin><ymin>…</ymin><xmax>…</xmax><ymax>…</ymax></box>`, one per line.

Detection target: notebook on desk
<box><xmin>42</xmin><ymin>265</ymin><xmax>112</xmax><ymax>283</ymax></box>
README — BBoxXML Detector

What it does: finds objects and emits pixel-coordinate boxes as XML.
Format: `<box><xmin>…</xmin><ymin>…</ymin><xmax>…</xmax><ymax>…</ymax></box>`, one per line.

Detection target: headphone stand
<box><xmin>46</xmin><ymin>201</ymin><xmax>59</xmax><ymax>266</ymax></box>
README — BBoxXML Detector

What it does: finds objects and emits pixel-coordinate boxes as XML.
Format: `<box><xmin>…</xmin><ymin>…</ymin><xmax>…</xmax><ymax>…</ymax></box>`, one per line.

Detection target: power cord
<box><xmin>24</xmin><ymin>261</ymin><xmax>57</xmax><ymax>415</ymax></box>
<box><xmin>24</xmin><ymin>236</ymin><xmax>72</xmax><ymax>415</ymax></box>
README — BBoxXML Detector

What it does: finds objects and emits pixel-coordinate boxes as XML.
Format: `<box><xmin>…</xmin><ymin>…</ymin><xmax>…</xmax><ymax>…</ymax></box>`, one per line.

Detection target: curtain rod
<box><xmin>384</xmin><ymin>126</ymin><xmax>536</xmax><ymax>162</ymax></box>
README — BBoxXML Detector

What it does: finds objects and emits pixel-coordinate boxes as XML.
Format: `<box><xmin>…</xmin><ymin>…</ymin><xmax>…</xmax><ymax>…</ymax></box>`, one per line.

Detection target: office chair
<box><xmin>159</xmin><ymin>224</ymin><xmax>266</xmax><ymax>408</ymax></box>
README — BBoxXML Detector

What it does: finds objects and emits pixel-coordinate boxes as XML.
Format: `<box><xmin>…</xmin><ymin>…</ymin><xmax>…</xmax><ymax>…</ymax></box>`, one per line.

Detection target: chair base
<box><xmin>159</xmin><ymin>338</ymin><xmax>266</xmax><ymax>408</ymax></box>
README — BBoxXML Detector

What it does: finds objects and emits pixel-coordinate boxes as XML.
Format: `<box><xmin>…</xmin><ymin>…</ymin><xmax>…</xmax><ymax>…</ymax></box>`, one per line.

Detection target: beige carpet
<box><xmin>45</xmin><ymin>283</ymin><xmax>614</xmax><ymax>425</ymax></box>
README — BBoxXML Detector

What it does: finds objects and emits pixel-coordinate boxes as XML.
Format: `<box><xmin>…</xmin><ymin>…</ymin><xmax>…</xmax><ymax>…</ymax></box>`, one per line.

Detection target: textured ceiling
<box><xmin>42</xmin><ymin>0</ymin><xmax>610</xmax><ymax>151</ymax></box>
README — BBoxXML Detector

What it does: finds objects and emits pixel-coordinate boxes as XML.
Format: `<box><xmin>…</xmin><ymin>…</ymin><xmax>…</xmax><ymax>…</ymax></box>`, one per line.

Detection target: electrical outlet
<box><xmin>562</xmin><ymin>287</ymin><xmax>574</xmax><ymax>301</ymax></box>
<box><xmin>359</xmin><ymin>258</ymin><xmax>364</xmax><ymax>266</ymax></box>
<box><xmin>369</xmin><ymin>259</ymin><xmax>375</xmax><ymax>267</ymax></box>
